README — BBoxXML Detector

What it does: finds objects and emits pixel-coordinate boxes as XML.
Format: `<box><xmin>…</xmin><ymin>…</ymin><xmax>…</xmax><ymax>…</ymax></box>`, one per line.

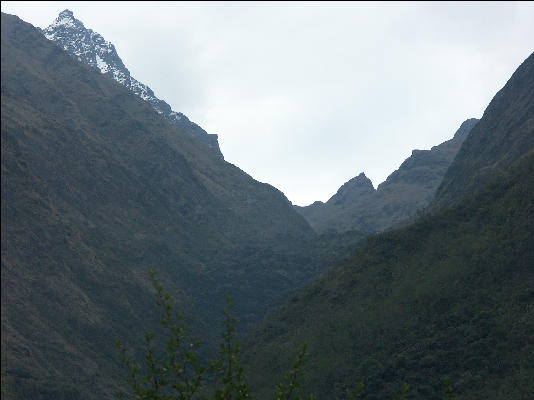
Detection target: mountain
<box><xmin>41</xmin><ymin>9</ymin><xmax>222</xmax><ymax>157</ymax></box>
<box><xmin>244</xmin><ymin>54</ymin><xmax>534</xmax><ymax>399</ymax></box>
<box><xmin>433</xmin><ymin>52</ymin><xmax>534</xmax><ymax>208</ymax></box>
<box><xmin>4</xmin><ymin>7</ymin><xmax>532</xmax><ymax>400</ymax></box>
<box><xmin>1</xmin><ymin>12</ymin><xmax>318</xmax><ymax>399</ymax></box>
<box><xmin>297</xmin><ymin>173</ymin><xmax>376</xmax><ymax>232</ymax></box>
<box><xmin>296</xmin><ymin>118</ymin><xmax>478</xmax><ymax>234</ymax></box>
<box><xmin>246</xmin><ymin>154</ymin><xmax>534</xmax><ymax>399</ymax></box>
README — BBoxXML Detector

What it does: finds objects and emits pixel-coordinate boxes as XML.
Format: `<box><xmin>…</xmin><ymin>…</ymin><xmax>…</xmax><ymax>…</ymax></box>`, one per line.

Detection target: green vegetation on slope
<box><xmin>244</xmin><ymin>153</ymin><xmax>534</xmax><ymax>399</ymax></box>
<box><xmin>114</xmin><ymin>272</ymin><xmax>313</xmax><ymax>400</ymax></box>
<box><xmin>3</xmin><ymin>10</ymin><xmax>532</xmax><ymax>400</ymax></box>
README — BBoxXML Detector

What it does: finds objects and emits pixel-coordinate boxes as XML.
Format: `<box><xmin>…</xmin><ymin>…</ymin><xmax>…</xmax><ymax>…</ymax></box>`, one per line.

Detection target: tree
<box><xmin>116</xmin><ymin>271</ymin><xmax>311</xmax><ymax>400</ymax></box>
<box><xmin>116</xmin><ymin>270</ymin><xmax>204</xmax><ymax>400</ymax></box>
<box><xmin>211</xmin><ymin>297</ymin><xmax>251</xmax><ymax>400</ymax></box>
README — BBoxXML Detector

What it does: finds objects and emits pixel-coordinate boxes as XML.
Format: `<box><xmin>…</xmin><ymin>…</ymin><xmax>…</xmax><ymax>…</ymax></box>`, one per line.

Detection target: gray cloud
<box><xmin>3</xmin><ymin>1</ymin><xmax>534</xmax><ymax>205</ymax></box>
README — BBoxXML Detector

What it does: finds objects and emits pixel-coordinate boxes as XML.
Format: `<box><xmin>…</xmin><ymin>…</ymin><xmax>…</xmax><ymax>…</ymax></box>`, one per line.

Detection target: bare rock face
<box><xmin>42</xmin><ymin>9</ymin><xmax>223</xmax><ymax>157</ymax></box>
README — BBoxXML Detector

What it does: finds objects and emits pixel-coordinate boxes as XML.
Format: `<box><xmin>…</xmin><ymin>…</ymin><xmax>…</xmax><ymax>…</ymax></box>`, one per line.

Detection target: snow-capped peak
<box><xmin>44</xmin><ymin>9</ymin><xmax>84</xmax><ymax>40</ymax></box>
<box><xmin>42</xmin><ymin>10</ymin><xmax>122</xmax><ymax>75</ymax></box>
<box><xmin>41</xmin><ymin>10</ymin><xmax>222</xmax><ymax>157</ymax></box>
<box><xmin>49</xmin><ymin>9</ymin><xmax>77</xmax><ymax>29</ymax></box>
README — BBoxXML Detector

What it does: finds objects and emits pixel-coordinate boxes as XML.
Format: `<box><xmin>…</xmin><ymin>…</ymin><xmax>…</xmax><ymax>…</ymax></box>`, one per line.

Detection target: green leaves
<box><xmin>212</xmin><ymin>297</ymin><xmax>251</xmax><ymax>400</ymax></box>
<box><xmin>442</xmin><ymin>376</ymin><xmax>454</xmax><ymax>400</ymax></box>
<box><xmin>274</xmin><ymin>343</ymin><xmax>312</xmax><ymax>400</ymax></box>
<box><xmin>117</xmin><ymin>273</ymin><xmax>323</xmax><ymax>400</ymax></box>
<box><xmin>116</xmin><ymin>271</ymin><xmax>206</xmax><ymax>400</ymax></box>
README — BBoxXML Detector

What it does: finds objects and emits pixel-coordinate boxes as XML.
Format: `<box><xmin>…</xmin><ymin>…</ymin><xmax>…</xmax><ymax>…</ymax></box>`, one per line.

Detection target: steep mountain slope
<box><xmin>244</xmin><ymin>55</ymin><xmax>534</xmax><ymax>399</ymax></box>
<box><xmin>1</xmin><ymin>13</ymin><xmax>317</xmax><ymax>399</ymax></box>
<box><xmin>246</xmin><ymin>147</ymin><xmax>534</xmax><ymax>400</ymax></box>
<box><xmin>433</xmin><ymin>52</ymin><xmax>534</xmax><ymax>208</ymax></box>
<box><xmin>296</xmin><ymin>118</ymin><xmax>477</xmax><ymax>234</ymax></box>
<box><xmin>42</xmin><ymin>9</ymin><xmax>222</xmax><ymax>157</ymax></box>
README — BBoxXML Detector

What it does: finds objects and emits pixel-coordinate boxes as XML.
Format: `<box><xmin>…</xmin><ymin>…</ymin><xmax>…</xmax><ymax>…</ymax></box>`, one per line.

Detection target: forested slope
<box><xmin>245</xmin><ymin>151</ymin><xmax>534</xmax><ymax>400</ymax></box>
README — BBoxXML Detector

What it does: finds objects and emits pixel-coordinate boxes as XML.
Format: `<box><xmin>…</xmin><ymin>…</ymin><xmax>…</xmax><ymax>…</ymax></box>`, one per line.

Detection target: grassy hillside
<box><xmin>1</xmin><ymin>13</ymin><xmax>322</xmax><ymax>399</ymax></box>
<box><xmin>244</xmin><ymin>152</ymin><xmax>534</xmax><ymax>399</ymax></box>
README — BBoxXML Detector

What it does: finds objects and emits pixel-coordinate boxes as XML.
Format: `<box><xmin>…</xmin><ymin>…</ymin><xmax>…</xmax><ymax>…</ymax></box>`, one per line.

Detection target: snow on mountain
<box><xmin>42</xmin><ymin>10</ymin><xmax>222</xmax><ymax>157</ymax></box>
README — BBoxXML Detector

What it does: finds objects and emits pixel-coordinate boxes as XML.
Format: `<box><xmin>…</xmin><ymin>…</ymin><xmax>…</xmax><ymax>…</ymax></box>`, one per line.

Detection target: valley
<box><xmin>1</xmin><ymin>8</ymin><xmax>533</xmax><ymax>400</ymax></box>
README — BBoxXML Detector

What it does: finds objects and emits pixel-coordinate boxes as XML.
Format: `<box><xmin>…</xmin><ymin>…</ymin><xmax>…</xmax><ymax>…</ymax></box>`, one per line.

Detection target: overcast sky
<box><xmin>3</xmin><ymin>2</ymin><xmax>534</xmax><ymax>205</ymax></box>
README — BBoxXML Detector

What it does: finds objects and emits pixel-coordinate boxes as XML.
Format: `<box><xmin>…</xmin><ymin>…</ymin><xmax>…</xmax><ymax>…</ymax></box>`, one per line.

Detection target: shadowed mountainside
<box><xmin>246</xmin><ymin>144</ymin><xmax>534</xmax><ymax>400</ymax></box>
<box><xmin>3</xmin><ymin>9</ymin><xmax>532</xmax><ymax>400</ymax></box>
<box><xmin>433</xmin><ymin>52</ymin><xmax>534</xmax><ymax>209</ymax></box>
<box><xmin>1</xmin><ymin>13</ymin><xmax>321</xmax><ymax>399</ymax></box>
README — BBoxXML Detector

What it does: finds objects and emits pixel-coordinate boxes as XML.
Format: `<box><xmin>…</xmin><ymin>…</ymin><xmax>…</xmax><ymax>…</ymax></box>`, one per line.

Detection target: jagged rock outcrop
<box><xmin>42</xmin><ymin>10</ymin><xmax>223</xmax><ymax>157</ymax></box>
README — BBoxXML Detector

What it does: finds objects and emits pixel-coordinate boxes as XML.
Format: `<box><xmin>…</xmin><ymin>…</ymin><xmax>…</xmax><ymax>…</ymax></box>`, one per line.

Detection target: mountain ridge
<box><xmin>41</xmin><ymin>9</ymin><xmax>223</xmax><ymax>157</ymax></box>
<box><xmin>433</xmin><ymin>52</ymin><xmax>534</xmax><ymax>208</ymax></box>
<box><xmin>1</xmin><ymin>12</ymin><xmax>319</xmax><ymax>399</ymax></box>
<box><xmin>296</xmin><ymin>118</ymin><xmax>478</xmax><ymax>234</ymax></box>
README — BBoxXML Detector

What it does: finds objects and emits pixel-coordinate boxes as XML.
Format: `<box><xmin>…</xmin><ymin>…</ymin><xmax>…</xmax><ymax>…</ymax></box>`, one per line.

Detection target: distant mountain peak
<box><xmin>43</xmin><ymin>10</ymin><xmax>124</xmax><ymax>76</ymax></box>
<box><xmin>42</xmin><ymin>10</ymin><xmax>223</xmax><ymax>157</ymax></box>
<box><xmin>51</xmin><ymin>9</ymin><xmax>76</xmax><ymax>27</ymax></box>
<box><xmin>343</xmin><ymin>172</ymin><xmax>374</xmax><ymax>189</ymax></box>
<box><xmin>45</xmin><ymin>10</ymin><xmax>92</xmax><ymax>42</ymax></box>
<box><xmin>328</xmin><ymin>172</ymin><xmax>375</xmax><ymax>206</ymax></box>
<box><xmin>59</xmin><ymin>9</ymin><xmax>73</xmax><ymax>17</ymax></box>
<box><xmin>297</xmin><ymin>118</ymin><xmax>478</xmax><ymax>234</ymax></box>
